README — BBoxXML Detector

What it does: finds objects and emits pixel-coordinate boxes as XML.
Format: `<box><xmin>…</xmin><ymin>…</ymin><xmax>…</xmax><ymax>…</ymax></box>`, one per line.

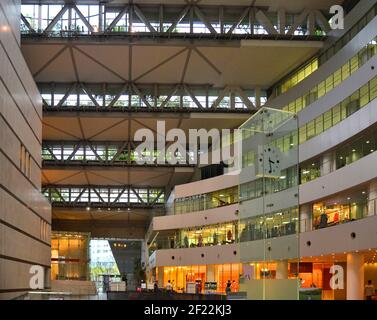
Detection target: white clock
<box><xmin>257</xmin><ymin>146</ymin><xmax>281</xmax><ymax>177</ymax></box>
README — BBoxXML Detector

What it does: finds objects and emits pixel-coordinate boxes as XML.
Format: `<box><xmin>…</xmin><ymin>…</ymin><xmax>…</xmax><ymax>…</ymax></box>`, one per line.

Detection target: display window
<box><xmin>161</xmin><ymin>264</ymin><xmax>240</xmax><ymax>294</ymax></box>
<box><xmin>313</xmin><ymin>201</ymin><xmax>367</xmax><ymax>229</ymax></box>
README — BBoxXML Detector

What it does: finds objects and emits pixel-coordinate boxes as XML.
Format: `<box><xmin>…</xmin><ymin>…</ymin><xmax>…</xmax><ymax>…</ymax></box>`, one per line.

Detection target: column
<box><xmin>255</xmin><ymin>87</ymin><xmax>261</xmax><ymax>108</ymax></box>
<box><xmin>368</xmin><ymin>180</ymin><xmax>377</xmax><ymax>216</ymax></box>
<box><xmin>157</xmin><ymin>267</ymin><xmax>164</xmax><ymax>287</ymax></box>
<box><xmin>99</xmin><ymin>3</ymin><xmax>104</xmax><ymax>32</ymax></box>
<box><xmin>300</xmin><ymin>204</ymin><xmax>312</xmax><ymax>232</ymax></box>
<box><xmin>276</xmin><ymin>260</ymin><xmax>289</xmax><ymax>279</ymax></box>
<box><xmin>320</xmin><ymin>152</ymin><xmax>334</xmax><ymax>176</ymax></box>
<box><xmin>346</xmin><ymin>253</ymin><xmax>364</xmax><ymax>300</ymax></box>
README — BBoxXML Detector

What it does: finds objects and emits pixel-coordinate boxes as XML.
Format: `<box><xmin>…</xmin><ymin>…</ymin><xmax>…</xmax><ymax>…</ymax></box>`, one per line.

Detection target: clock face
<box><xmin>257</xmin><ymin>146</ymin><xmax>281</xmax><ymax>177</ymax></box>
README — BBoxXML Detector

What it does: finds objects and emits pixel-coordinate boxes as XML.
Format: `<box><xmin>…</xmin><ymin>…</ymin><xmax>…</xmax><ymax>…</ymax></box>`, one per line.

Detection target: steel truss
<box><xmin>40</xmin><ymin>82</ymin><xmax>263</xmax><ymax>112</ymax></box>
<box><xmin>43</xmin><ymin>185</ymin><xmax>165</xmax><ymax>208</ymax></box>
<box><xmin>21</xmin><ymin>2</ymin><xmax>331</xmax><ymax>38</ymax></box>
<box><xmin>42</xmin><ymin>140</ymin><xmax>196</xmax><ymax>167</ymax></box>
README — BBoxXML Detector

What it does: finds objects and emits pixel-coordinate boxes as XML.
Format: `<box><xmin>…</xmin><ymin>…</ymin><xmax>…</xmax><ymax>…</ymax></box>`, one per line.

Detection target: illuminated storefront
<box><xmin>158</xmin><ymin>264</ymin><xmax>240</xmax><ymax>294</ymax></box>
<box><xmin>313</xmin><ymin>201</ymin><xmax>367</xmax><ymax>229</ymax></box>
<box><xmin>296</xmin><ymin>262</ymin><xmax>347</xmax><ymax>300</ymax></box>
<box><xmin>51</xmin><ymin>232</ymin><xmax>90</xmax><ymax>281</ymax></box>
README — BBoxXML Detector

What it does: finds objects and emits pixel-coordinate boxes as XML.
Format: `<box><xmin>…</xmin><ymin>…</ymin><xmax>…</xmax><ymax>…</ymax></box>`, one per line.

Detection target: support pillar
<box><xmin>368</xmin><ymin>180</ymin><xmax>377</xmax><ymax>216</ymax></box>
<box><xmin>346</xmin><ymin>253</ymin><xmax>364</xmax><ymax>300</ymax></box>
<box><xmin>320</xmin><ymin>152</ymin><xmax>334</xmax><ymax>176</ymax></box>
<box><xmin>276</xmin><ymin>260</ymin><xmax>289</xmax><ymax>279</ymax></box>
<box><xmin>255</xmin><ymin>87</ymin><xmax>261</xmax><ymax>108</ymax></box>
<box><xmin>300</xmin><ymin>204</ymin><xmax>312</xmax><ymax>232</ymax></box>
<box><xmin>157</xmin><ymin>267</ymin><xmax>164</xmax><ymax>288</ymax></box>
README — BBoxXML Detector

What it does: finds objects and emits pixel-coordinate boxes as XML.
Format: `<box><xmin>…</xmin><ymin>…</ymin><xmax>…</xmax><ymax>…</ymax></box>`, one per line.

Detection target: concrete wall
<box><xmin>300</xmin><ymin>214</ymin><xmax>377</xmax><ymax>257</ymax></box>
<box><xmin>0</xmin><ymin>0</ymin><xmax>51</xmax><ymax>300</ymax></box>
<box><xmin>174</xmin><ymin>173</ymin><xmax>238</xmax><ymax>198</ymax></box>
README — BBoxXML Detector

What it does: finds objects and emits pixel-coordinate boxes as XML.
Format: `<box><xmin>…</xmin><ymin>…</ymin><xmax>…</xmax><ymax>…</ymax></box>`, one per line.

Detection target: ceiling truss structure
<box><xmin>42</xmin><ymin>184</ymin><xmax>165</xmax><ymax>209</ymax></box>
<box><xmin>42</xmin><ymin>140</ymin><xmax>197</xmax><ymax>167</ymax></box>
<box><xmin>39</xmin><ymin>82</ymin><xmax>261</xmax><ymax>112</ymax></box>
<box><xmin>21</xmin><ymin>2</ymin><xmax>332</xmax><ymax>39</ymax></box>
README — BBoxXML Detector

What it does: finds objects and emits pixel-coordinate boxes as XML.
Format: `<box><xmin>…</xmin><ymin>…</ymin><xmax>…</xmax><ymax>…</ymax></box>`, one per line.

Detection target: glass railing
<box><xmin>174</xmin><ymin>186</ymin><xmax>238</xmax><ymax>215</ymax></box>
<box><xmin>275</xmin><ymin>58</ymin><xmax>318</xmax><ymax>96</ymax></box>
<box><xmin>271</xmin><ymin>74</ymin><xmax>377</xmax><ymax>153</ymax></box>
<box><xmin>300</xmin><ymin>123</ymin><xmax>377</xmax><ymax>184</ymax></box>
<box><xmin>282</xmin><ymin>36</ymin><xmax>377</xmax><ymax>115</ymax></box>
<box><xmin>301</xmin><ymin>197</ymin><xmax>377</xmax><ymax>232</ymax></box>
<box><xmin>175</xmin><ymin>122</ymin><xmax>377</xmax><ymax>216</ymax></box>
<box><xmin>318</xmin><ymin>3</ymin><xmax>377</xmax><ymax>66</ymax></box>
<box><xmin>272</xmin><ymin>3</ymin><xmax>377</xmax><ymax>97</ymax></box>
<box><xmin>150</xmin><ymin>207</ymin><xmax>298</xmax><ymax>254</ymax></box>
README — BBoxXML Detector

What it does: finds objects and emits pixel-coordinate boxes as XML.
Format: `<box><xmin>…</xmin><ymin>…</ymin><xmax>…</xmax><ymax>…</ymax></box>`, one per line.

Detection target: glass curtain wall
<box><xmin>238</xmin><ymin>107</ymin><xmax>299</xmax><ymax>300</ymax></box>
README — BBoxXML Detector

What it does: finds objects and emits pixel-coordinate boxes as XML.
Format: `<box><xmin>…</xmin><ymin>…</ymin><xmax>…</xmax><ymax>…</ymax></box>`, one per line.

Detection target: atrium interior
<box><xmin>1</xmin><ymin>0</ymin><xmax>377</xmax><ymax>301</ymax></box>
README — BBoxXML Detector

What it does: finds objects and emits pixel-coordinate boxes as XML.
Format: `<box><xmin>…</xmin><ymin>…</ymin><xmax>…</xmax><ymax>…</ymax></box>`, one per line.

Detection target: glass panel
<box><xmin>239</xmin><ymin>107</ymin><xmax>299</xmax><ymax>300</ymax></box>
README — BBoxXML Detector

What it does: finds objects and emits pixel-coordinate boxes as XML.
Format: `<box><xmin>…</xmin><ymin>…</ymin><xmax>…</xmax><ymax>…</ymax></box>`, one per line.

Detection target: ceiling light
<box><xmin>303</xmin><ymin>170</ymin><xmax>310</xmax><ymax>174</ymax></box>
<box><xmin>86</xmin><ymin>206</ymin><xmax>90</xmax><ymax>211</ymax></box>
<box><xmin>128</xmin><ymin>208</ymin><xmax>131</xmax><ymax>211</ymax></box>
<box><xmin>107</xmin><ymin>208</ymin><xmax>111</xmax><ymax>211</ymax></box>
<box><xmin>347</xmin><ymin>197</ymin><xmax>351</xmax><ymax>200</ymax></box>
<box><xmin>352</xmin><ymin>149</ymin><xmax>356</xmax><ymax>152</ymax></box>
<box><xmin>362</xmin><ymin>191</ymin><xmax>366</xmax><ymax>195</ymax></box>
<box><xmin>366</xmin><ymin>141</ymin><xmax>370</xmax><ymax>144</ymax></box>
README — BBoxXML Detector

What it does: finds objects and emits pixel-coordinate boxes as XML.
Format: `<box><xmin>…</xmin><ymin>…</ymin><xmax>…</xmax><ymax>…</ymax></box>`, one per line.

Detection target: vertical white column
<box><xmin>300</xmin><ymin>204</ymin><xmax>312</xmax><ymax>232</ymax></box>
<box><xmin>320</xmin><ymin>152</ymin><xmax>334</xmax><ymax>176</ymax></box>
<box><xmin>346</xmin><ymin>253</ymin><xmax>364</xmax><ymax>300</ymax></box>
<box><xmin>207</xmin><ymin>265</ymin><xmax>215</xmax><ymax>282</ymax></box>
<box><xmin>276</xmin><ymin>260</ymin><xmax>289</xmax><ymax>279</ymax></box>
<box><xmin>368</xmin><ymin>180</ymin><xmax>377</xmax><ymax>216</ymax></box>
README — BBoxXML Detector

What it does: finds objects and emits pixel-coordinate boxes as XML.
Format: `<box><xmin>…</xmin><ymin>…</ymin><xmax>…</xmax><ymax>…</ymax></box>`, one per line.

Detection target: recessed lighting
<box><xmin>128</xmin><ymin>208</ymin><xmax>131</xmax><ymax>211</ymax></box>
<box><xmin>86</xmin><ymin>206</ymin><xmax>90</xmax><ymax>211</ymax></box>
<box><xmin>340</xmin><ymin>157</ymin><xmax>343</xmax><ymax>160</ymax></box>
<box><xmin>347</xmin><ymin>197</ymin><xmax>351</xmax><ymax>200</ymax></box>
<box><xmin>366</xmin><ymin>141</ymin><xmax>370</xmax><ymax>144</ymax></box>
<box><xmin>352</xmin><ymin>149</ymin><xmax>356</xmax><ymax>152</ymax></box>
<box><xmin>362</xmin><ymin>191</ymin><xmax>366</xmax><ymax>194</ymax></box>
<box><xmin>312</xmin><ymin>163</ymin><xmax>315</xmax><ymax>166</ymax></box>
<box><xmin>280</xmin><ymin>176</ymin><xmax>286</xmax><ymax>179</ymax></box>
<box><xmin>107</xmin><ymin>208</ymin><xmax>111</xmax><ymax>211</ymax></box>
<box><xmin>371</xmin><ymin>150</ymin><xmax>374</xmax><ymax>152</ymax></box>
